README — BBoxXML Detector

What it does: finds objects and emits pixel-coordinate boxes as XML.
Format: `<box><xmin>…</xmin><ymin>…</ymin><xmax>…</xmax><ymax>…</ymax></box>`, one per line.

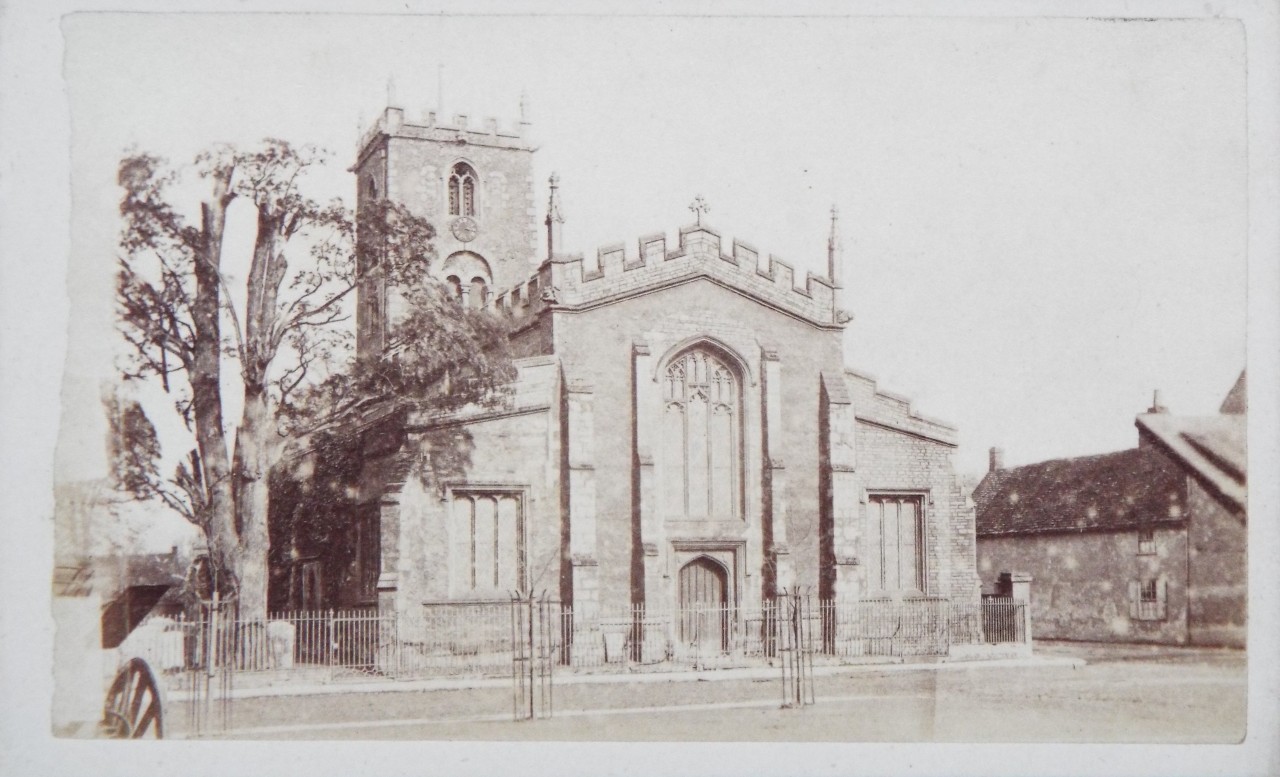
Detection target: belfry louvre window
<box><xmin>448</xmin><ymin>162</ymin><xmax>478</xmax><ymax>217</ymax></box>
<box><xmin>449</xmin><ymin>491</ymin><xmax>524</xmax><ymax>595</ymax></box>
<box><xmin>660</xmin><ymin>349</ymin><xmax>740</xmax><ymax>519</ymax></box>
<box><xmin>865</xmin><ymin>495</ymin><xmax>926</xmax><ymax>595</ymax></box>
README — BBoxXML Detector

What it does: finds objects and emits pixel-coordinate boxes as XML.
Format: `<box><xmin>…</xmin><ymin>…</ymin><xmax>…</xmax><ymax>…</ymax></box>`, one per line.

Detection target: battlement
<box><xmin>358</xmin><ymin>106</ymin><xmax>534</xmax><ymax>159</ymax></box>
<box><xmin>844</xmin><ymin>367</ymin><xmax>958</xmax><ymax>445</ymax></box>
<box><xmin>485</xmin><ymin>223</ymin><xmax>844</xmax><ymax>328</ymax></box>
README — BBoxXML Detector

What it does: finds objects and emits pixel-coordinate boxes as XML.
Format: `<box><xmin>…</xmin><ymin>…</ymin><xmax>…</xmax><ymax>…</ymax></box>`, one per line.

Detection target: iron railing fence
<box><xmin>972</xmin><ymin>596</ymin><xmax>1028</xmax><ymax>644</ymax></box>
<box><xmin>818</xmin><ymin>597</ymin><xmax>952</xmax><ymax>657</ymax></box>
<box><xmin>119</xmin><ymin>596</ymin><xmax>1030</xmax><ymax>686</ymax></box>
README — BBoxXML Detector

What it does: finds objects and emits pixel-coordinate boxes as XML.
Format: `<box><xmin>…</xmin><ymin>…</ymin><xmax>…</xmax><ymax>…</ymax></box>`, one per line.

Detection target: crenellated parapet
<box><xmin>489</xmin><ymin>261</ymin><xmax>556</xmax><ymax>319</ymax></box>
<box><xmin>357</xmin><ymin>106</ymin><xmax>534</xmax><ymax>162</ymax></box>
<box><xmin>844</xmin><ymin>368</ymin><xmax>958</xmax><ymax>446</ymax></box>
<box><xmin>488</xmin><ymin>222</ymin><xmax>845</xmax><ymax>329</ymax></box>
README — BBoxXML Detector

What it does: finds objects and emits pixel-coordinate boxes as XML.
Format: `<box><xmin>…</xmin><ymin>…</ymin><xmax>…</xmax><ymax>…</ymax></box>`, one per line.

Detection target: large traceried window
<box><xmin>448</xmin><ymin>162</ymin><xmax>478</xmax><ymax>217</ymax></box>
<box><xmin>865</xmin><ymin>494</ymin><xmax>926</xmax><ymax>596</ymax></box>
<box><xmin>660</xmin><ymin>349</ymin><xmax>740</xmax><ymax>520</ymax></box>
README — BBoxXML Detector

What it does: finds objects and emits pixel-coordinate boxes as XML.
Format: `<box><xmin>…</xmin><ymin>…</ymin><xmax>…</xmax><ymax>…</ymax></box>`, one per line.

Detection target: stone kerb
<box><xmin>537</xmin><ymin>223</ymin><xmax>838</xmax><ymax>326</ymax></box>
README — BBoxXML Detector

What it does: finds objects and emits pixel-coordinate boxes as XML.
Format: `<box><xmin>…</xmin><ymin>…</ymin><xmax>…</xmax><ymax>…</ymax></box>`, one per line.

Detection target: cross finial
<box><xmin>689</xmin><ymin>195</ymin><xmax>710</xmax><ymax>226</ymax></box>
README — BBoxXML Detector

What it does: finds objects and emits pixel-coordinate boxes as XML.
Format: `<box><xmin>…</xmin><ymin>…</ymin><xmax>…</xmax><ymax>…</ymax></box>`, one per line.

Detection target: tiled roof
<box><xmin>1136</xmin><ymin>413</ymin><xmax>1246</xmax><ymax>513</ymax></box>
<box><xmin>974</xmin><ymin>447</ymin><xmax>1186</xmax><ymax>537</ymax></box>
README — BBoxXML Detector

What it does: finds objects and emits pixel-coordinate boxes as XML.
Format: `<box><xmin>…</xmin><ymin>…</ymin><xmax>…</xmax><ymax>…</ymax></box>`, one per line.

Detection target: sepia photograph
<box><xmin>2</xmin><ymin>2</ymin><xmax>1278</xmax><ymax>776</ymax></box>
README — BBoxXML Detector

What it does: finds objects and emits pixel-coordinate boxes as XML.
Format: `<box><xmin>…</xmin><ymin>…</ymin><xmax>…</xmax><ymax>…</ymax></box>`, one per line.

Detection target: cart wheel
<box><xmin>101</xmin><ymin>657</ymin><xmax>164</xmax><ymax>738</ymax></box>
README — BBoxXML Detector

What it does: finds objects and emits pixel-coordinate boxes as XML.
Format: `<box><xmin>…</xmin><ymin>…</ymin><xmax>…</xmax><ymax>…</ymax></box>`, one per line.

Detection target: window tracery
<box><xmin>448</xmin><ymin>162</ymin><xmax>478</xmax><ymax>217</ymax></box>
<box><xmin>661</xmin><ymin>349</ymin><xmax>740</xmax><ymax>519</ymax></box>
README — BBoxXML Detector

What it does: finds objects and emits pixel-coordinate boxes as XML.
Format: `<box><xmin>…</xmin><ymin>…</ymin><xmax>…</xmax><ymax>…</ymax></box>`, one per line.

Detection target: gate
<box><xmin>776</xmin><ymin>589</ymin><xmax>816</xmax><ymax>708</ymax></box>
<box><xmin>510</xmin><ymin>593</ymin><xmax>557</xmax><ymax>720</ymax></box>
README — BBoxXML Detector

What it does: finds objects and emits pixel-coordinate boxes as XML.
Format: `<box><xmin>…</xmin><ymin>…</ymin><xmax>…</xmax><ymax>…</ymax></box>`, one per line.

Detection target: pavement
<box><xmin>167</xmin><ymin>648</ymin><xmax>1077</xmax><ymax>701</ymax></box>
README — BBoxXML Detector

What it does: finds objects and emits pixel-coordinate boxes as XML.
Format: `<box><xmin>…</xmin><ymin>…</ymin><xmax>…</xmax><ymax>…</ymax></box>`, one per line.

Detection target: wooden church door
<box><xmin>678</xmin><ymin>557</ymin><xmax>729</xmax><ymax>649</ymax></box>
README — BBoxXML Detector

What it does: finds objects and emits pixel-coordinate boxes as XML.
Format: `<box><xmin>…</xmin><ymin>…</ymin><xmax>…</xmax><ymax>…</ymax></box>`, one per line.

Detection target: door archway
<box><xmin>678</xmin><ymin>557</ymin><xmax>729</xmax><ymax>648</ymax></box>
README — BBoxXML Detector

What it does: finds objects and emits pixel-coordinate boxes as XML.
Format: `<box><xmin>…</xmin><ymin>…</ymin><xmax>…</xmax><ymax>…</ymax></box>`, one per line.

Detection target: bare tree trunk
<box><xmin>233</xmin><ymin>386</ymin><xmax>273</xmax><ymax>620</ymax></box>
<box><xmin>232</xmin><ymin>203</ymin><xmax>291</xmax><ymax>621</ymax></box>
<box><xmin>193</xmin><ymin>170</ymin><xmax>238</xmax><ymax>587</ymax></box>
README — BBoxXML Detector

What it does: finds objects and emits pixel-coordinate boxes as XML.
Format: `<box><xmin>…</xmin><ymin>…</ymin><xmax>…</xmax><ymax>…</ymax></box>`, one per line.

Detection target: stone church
<box><xmin>316</xmin><ymin>103</ymin><xmax>980</xmax><ymax>620</ymax></box>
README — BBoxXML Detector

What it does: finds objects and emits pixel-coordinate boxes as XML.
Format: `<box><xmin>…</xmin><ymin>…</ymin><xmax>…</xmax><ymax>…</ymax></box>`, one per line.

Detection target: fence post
<box><xmin>1000</xmin><ymin>572</ymin><xmax>1034</xmax><ymax>654</ymax></box>
<box><xmin>327</xmin><ymin>609</ymin><xmax>336</xmax><ymax>679</ymax></box>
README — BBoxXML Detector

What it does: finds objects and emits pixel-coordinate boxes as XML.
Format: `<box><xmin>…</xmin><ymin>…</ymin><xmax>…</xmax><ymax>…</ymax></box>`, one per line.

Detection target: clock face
<box><xmin>450</xmin><ymin>216</ymin><xmax>479</xmax><ymax>243</ymax></box>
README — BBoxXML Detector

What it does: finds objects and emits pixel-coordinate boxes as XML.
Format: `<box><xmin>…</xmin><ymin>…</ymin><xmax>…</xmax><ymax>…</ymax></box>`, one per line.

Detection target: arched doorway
<box><xmin>678</xmin><ymin>557</ymin><xmax>729</xmax><ymax>649</ymax></box>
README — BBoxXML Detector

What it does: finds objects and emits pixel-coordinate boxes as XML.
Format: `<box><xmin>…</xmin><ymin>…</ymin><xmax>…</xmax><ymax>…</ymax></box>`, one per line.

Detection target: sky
<box><xmin>55</xmin><ymin>12</ymin><xmax>1248</xmax><ymax>492</ymax></box>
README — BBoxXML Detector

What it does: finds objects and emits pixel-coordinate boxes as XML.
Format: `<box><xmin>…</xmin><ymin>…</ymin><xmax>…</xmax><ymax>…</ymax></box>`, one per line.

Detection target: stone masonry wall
<box><xmin>1186</xmin><ymin>476</ymin><xmax>1246</xmax><ymax>647</ymax></box>
<box><xmin>977</xmin><ymin>527</ymin><xmax>1190</xmax><ymax>644</ymax></box>
<box><xmin>851</xmin><ymin>421</ymin><xmax>974</xmax><ymax>603</ymax></box>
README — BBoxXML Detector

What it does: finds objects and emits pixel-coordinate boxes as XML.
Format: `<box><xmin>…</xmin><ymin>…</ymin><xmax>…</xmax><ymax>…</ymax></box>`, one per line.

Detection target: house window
<box><xmin>448</xmin><ymin>162</ymin><xmax>478</xmax><ymax>217</ymax></box>
<box><xmin>450</xmin><ymin>491</ymin><xmax>525</xmax><ymax>595</ymax></box>
<box><xmin>865</xmin><ymin>495</ymin><xmax>926</xmax><ymax>596</ymax></box>
<box><xmin>1129</xmin><ymin>578</ymin><xmax>1167</xmax><ymax>621</ymax></box>
<box><xmin>660</xmin><ymin>349</ymin><xmax>741</xmax><ymax>520</ymax></box>
<box><xmin>1137</xmin><ymin>527</ymin><xmax>1155</xmax><ymax>555</ymax></box>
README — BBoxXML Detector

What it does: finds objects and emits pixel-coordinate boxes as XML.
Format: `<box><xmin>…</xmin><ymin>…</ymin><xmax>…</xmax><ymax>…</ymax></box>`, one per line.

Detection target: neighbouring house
<box><xmin>974</xmin><ymin>373</ymin><xmax>1246</xmax><ymax>647</ymax></box>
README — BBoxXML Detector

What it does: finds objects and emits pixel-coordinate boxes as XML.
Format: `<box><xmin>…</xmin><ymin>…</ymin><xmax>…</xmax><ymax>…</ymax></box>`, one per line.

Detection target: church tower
<box><xmin>353</xmin><ymin>99</ymin><xmax>538</xmax><ymax>357</ymax></box>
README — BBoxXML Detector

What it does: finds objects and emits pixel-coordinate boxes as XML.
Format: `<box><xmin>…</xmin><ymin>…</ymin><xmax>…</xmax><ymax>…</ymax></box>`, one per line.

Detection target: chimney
<box><xmin>1148</xmin><ymin>389</ymin><xmax>1168</xmax><ymax>414</ymax></box>
<box><xmin>989</xmin><ymin>446</ymin><xmax>1005</xmax><ymax>473</ymax></box>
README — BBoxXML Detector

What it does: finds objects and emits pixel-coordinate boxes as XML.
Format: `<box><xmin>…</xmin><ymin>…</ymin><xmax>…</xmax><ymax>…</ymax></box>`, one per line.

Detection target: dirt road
<box><xmin>196</xmin><ymin>643</ymin><xmax>1245</xmax><ymax>743</ymax></box>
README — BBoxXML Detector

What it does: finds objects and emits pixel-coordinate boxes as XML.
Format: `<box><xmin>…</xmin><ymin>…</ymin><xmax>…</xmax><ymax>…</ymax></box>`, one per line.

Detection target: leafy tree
<box><xmin>116</xmin><ymin>140</ymin><xmax>514</xmax><ymax>619</ymax></box>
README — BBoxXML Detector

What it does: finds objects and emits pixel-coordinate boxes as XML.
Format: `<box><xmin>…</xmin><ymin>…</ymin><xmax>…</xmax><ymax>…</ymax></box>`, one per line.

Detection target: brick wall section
<box><xmin>1186</xmin><ymin>476</ymin><xmax>1246</xmax><ymax>647</ymax></box>
<box><xmin>977</xmin><ymin>526</ymin><xmax>1190</xmax><ymax>644</ymax></box>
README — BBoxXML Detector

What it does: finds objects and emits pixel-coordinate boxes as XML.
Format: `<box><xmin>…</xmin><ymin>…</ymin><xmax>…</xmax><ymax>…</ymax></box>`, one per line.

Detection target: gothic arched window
<box><xmin>448</xmin><ymin>162</ymin><xmax>478</xmax><ymax>217</ymax></box>
<box><xmin>660</xmin><ymin>349</ymin><xmax>740</xmax><ymax>519</ymax></box>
